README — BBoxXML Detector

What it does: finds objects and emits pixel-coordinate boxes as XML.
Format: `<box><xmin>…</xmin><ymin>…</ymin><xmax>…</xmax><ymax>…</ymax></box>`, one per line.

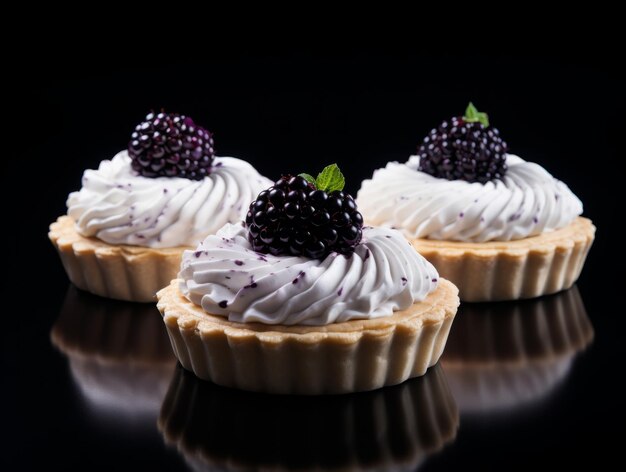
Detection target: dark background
<box><xmin>7</xmin><ymin>51</ymin><xmax>625</xmax><ymax>470</ymax></box>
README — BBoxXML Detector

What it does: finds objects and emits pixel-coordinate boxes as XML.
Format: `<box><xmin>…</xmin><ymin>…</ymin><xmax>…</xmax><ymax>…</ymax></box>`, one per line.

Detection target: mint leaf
<box><xmin>298</xmin><ymin>173</ymin><xmax>317</xmax><ymax>187</ymax></box>
<box><xmin>465</xmin><ymin>102</ymin><xmax>479</xmax><ymax>120</ymax></box>
<box><xmin>315</xmin><ymin>164</ymin><xmax>345</xmax><ymax>192</ymax></box>
<box><xmin>464</xmin><ymin>102</ymin><xmax>490</xmax><ymax>127</ymax></box>
<box><xmin>476</xmin><ymin>112</ymin><xmax>489</xmax><ymax>127</ymax></box>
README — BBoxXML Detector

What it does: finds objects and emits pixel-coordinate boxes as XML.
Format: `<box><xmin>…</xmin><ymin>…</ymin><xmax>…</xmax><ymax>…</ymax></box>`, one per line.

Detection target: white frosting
<box><xmin>356</xmin><ymin>154</ymin><xmax>583</xmax><ymax>243</ymax></box>
<box><xmin>180</xmin><ymin>224</ymin><xmax>439</xmax><ymax>326</ymax></box>
<box><xmin>67</xmin><ymin>151</ymin><xmax>272</xmax><ymax>248</ymax></box>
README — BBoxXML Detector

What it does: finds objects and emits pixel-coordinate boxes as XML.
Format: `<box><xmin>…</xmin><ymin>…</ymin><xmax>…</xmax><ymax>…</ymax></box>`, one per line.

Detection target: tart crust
<box><xmin>156</xmin><ymin>278</ymin><xmax>459</xmax><ymax>394</ymax></box>
<box><xmin>412</xmin><ymin>217</ymin><xmax>595</xmax><ymax>302</ymax></box>
<box><xmin>49</xmin><ymin>215</ymin><xmax>189</xmax><ymax>302</ymax></box>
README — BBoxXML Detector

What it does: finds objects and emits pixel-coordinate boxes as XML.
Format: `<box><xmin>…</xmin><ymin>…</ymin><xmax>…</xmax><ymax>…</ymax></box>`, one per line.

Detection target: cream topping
<box><xmin>180</xmin><ymin>224</ymin><xmax>439</xmax><ymax>326</ymax></box>
<box><xmin>68</xmin><ymin>151</ymin><xmax>272</xmax><ymax>248</ymax></box>
<box><xmin>356</xmin><ymin>154</ymin><xmax>583</xmax><ymax>242</ymax></box>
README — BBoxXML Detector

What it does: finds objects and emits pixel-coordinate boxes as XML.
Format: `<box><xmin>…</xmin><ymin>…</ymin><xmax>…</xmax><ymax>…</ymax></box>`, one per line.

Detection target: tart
<box><xmin>51</xmin><ymin>285</ymin><xmax>176</xmax><ymax>420</ymax></box>
<box><xmin>357</xmin><ymin>103</ymin><xmax>595</xmax><ymax>301</ymax></box>
<box><xmin>158</xmin><ymin>364</ymin><xmax>458</xmax><ymax>471</ymax></box>
<box><xmin>49</xmin><ymin>111</ymin><xmax>271</xmax><ymax>302</ymax></box>
<box><xmin>441</xmin><ymin>285</ymin><xmax>593</xmax><ymax>414</ymax></box>
<box><xmin>157</xmin><ymin>165</ymin><xmax>459</xmax><ymax>394</ymax></box>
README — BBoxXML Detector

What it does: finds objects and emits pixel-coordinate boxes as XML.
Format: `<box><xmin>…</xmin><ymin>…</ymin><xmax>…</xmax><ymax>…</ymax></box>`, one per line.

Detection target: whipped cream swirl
<box><xmin>68</xmin><ymin>151</ymin><xmax>272</xmax><ymax>248</ymax></box>
<box><xmin>180</xmin><ymin>223</ymin><xmax>439</xmax><ymax>326</ymax></box>
<box><xmin>357</xmin><ymin>154</ymin><xmax>583</xmax><ymax>243</ymax></box>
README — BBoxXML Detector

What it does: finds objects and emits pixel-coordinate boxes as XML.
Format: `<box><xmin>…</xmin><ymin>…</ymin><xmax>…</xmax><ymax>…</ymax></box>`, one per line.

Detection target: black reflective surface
<box><xmin>9</xmin><ymin>54</ymin><xmax>624</xmax><ymax>470</ymax></box>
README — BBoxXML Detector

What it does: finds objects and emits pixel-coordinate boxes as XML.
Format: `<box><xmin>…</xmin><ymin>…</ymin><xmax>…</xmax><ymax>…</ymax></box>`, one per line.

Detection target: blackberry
<box><xmin>245</xmin><ymin>165</ymin><xmax>363</xmax><ymax>259</ymax></box>
<box><xmin>128</xmin><ymin>111</ymin><xmax>215</xmax><ymax>180</ymax></box>
<box><xmin>417</xmin><ymin>103</ymin><xmax>508</xmax><ymax>184</ymax></box>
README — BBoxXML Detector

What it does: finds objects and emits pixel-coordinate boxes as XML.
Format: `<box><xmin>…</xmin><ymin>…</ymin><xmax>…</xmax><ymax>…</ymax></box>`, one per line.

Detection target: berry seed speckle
<box><xmin>401</xmin><ymin>277</ymin><xmax>408</xmax><ymax>286</ymax></box>
<box><xmin>234</xmin><ymin>260</ymin><xmax>244</xmax><ymax>266</ymax></box>
<box><xmin>218</xmin><ymin>300</ymin><xmax>228</xmax><ymax>308</ymax></box>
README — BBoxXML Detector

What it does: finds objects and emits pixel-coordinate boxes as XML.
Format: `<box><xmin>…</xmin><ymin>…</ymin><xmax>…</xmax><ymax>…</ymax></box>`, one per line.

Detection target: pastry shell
<box><xmin>412</xmin><ymin>217</ymin><xmax>595</xmax><ymax>302</ymax></box>
<box><xmin>49</xmin><ymin>215</ymin><xmax>188</xmax><ymax>302</ymax></box>
<box><xmin>156</xmin><ymin>279</ymin><xmax>459</xmax><ymax>394</ymax></box>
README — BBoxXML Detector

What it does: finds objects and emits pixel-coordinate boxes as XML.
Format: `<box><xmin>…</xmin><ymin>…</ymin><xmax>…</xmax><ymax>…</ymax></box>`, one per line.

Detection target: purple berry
<box><xmin>245</xmin><ymin>175</ymin><xmax>363</xmax><ymax>259</ymax></box>
<box><xmin>418</xmin><ymin>108</ymin><xmax>508</xmax><ymax>184</ymax></box>
<box><xmin>127</xmin><ymin>110</ymin><xmax>215</xmax><ymax>180</ymax></box>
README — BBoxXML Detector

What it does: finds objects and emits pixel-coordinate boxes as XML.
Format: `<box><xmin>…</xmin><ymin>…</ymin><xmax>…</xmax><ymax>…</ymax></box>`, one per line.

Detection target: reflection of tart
<box><xmin>441</xmin><ymin>285</ymin><xmax>593</xmax><ymax>414</ymax></box>
<box><xmin>49</xmin><ymin>111</ymin><xmax>271</xmax><ymax>302</ymax></box>
<box><xmin>357</xmin><ymin>103</ymin><xmax>595</xmax><ymax>301</ymax></box>
<box><xmin>51</xmin><ymin>286</ymin><xmax>176</xmax><ymax>421</ymax></box>
<box><xmin>157</xmin><ymin>166</ymin><xmax>459</xmax><ymax>394</ymax></box>
<box><xmin>158</xmin><ymin>364</ymin><xmax>458</xmax><ymax>471</ymax></box>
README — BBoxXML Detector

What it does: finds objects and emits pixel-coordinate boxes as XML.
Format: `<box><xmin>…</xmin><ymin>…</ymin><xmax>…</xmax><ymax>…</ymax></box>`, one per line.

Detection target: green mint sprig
<box><xmin>464</xmin><ymin>102</ymin><xmax>490</xmax><ymax>127</ymax></box>
<box><xmin>299</xmin><ymin>164</ymin><xmax>345</xmax><ymax>193</ymax></box>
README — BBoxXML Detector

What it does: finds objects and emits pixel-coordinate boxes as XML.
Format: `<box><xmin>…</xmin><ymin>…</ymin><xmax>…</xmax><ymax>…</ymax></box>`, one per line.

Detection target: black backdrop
<box><xmin>7</xmin><ymin>53</ymin><xmax>625</xmax><ymax>470</ymax></box>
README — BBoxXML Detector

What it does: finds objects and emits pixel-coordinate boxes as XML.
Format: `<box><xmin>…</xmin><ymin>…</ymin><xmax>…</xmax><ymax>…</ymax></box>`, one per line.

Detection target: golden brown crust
<box><xmin>412</xmin><ymin>217</ymin><xmax>595</xmax><ymax>302</ymax></box>
<box><xmin>49</xmin><ymin>215</ymin><xmax>189</xmax><ymax>302</ymax></box>
<box><xmin>156</xmin><ymin>279</ymin><xmax>459</xmax><ymax>394</ymax></box>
